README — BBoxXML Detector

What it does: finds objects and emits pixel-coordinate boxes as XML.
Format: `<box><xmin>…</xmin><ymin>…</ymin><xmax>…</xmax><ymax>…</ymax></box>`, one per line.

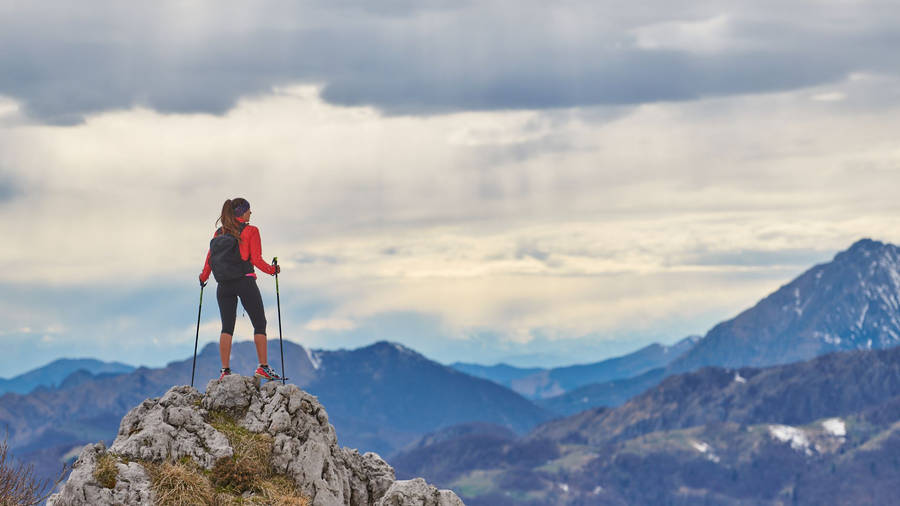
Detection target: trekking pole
<box><xmin>273</xmin><ymin>257</ymin><xmax>286</xmax><ymax>385</ymax></box>
<box><xmin>191</xmin><ymin>282</ymin><xmax>205</xmax><ymax>388</ymax></box>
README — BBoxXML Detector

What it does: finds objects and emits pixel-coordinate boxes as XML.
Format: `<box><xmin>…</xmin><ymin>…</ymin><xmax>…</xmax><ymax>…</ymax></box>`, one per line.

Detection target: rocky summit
<box><xmin>48</xmin><ymin>375</ymin><xmax>464</xmax><ymax>506</ymax></box>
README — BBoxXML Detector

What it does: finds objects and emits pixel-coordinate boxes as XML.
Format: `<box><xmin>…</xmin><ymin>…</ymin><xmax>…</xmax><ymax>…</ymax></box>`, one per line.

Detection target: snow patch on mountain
<box><xmin>822</xmin><ymin>418</ymin><xmax>846</xmax><ymax>437</ymax></box>
<box><xmin>818</xmin><ymin>332</ymin><xmax>842</xmax><ymax>345</ymax></box>
<box><xmin>305</xmin><ymin>346</ymin><xmax>321</xmax><ymax>370</ymax></box>
<box><xmin>769</xmin><ymin>425</ymin><xmax>812</xmax><ymax>455</ymax></box>
<box><xmin>690</xmin><ymin>440</ymin><xmax>710</xmax><ymax>453</ymax></box>
<box><xmin>857</xmin><ymin>303</ymin><xmax>869</xmax><ymax>329</ymax></box>
<box><xmin>690</xmin><ymin>439</ymin><xmax>721</xmax><ymax>463</ymax></box>
<box><xmin>768</xmin><ymin>420</ymin><xmax>848</xmax><ymax>457</ymax></box>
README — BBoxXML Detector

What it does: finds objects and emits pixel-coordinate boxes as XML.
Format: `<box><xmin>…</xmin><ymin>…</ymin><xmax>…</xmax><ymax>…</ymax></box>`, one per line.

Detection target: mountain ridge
<box><xmin>0</xmin><ymin>358</ymin><xmax>134</xmax><ymax>395</ymax></box>
<box><xmin>1</xmin><ymin>339</ymin><xmax>551</xmax><ymax>484</ymax></box>
<box><xmin>452</xmin><ymin>335</ymin><xmax>699</xmax><ymax>399</ymax></box>
<box><xmin>396</xmin><ymin>344</ymin><xmax>900</xmax><ymax>505</ymax></box>
<box><xmin>534</xmin><ymin>238</ymin><xmax>900</xmax><ymax>415</ymax></box>
<box><xmin>530</xmin><ymin>344</ymin><xmax>900</xmax><ymax>446</ymax></box>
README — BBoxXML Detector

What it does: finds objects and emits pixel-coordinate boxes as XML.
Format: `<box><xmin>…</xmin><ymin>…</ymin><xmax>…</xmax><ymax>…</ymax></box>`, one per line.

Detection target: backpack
<box><xmin>209</xmin><ymin>222</ymin><xmax>254</xmax><ymax>282</ymax></box>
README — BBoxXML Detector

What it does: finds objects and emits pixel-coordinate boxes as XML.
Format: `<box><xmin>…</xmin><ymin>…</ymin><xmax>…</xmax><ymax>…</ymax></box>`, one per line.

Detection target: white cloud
<box><xmin>632</xmin><ymin>15</ymin><xmax>738</xmax><ymax>53</ymax></box>
<box><xmin>811</xmin><ymin>92</ymin><xmax>846</xmax><ymax>102</ymax></box>
<box><xmin>0</xmin><ymin>95</ymin><xmax>22</xmax><ymax>124</ymax></box>
<box><xmin>304</xmin><ymin>318</ymin><xmax>358</xmax><ymax>332</ymax></box>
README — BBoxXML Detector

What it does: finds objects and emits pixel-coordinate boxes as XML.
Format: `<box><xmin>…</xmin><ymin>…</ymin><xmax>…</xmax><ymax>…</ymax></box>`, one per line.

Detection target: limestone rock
<box><xmin>48</xmin><ymin>375</ymin><xmax>464</xmax><ymax>506</ymax></box>
<box><xmin>376</xmin><ymin>478</ymin><xmax>465</xmax><ymax>506</ymax></box>
<box><xmin>227</xmin><ymin>376</ymin><xmax>397</xmax><ymax>506</ymax></box>
<box><xmin>47</xmin><ymin>442</ymin><xmax>154</xmax><ymax>506</ymax></box>
<box><xmin>110</xmin><ymin>385</ymin><xmax>232</xmax><ymax>469</ymax></box>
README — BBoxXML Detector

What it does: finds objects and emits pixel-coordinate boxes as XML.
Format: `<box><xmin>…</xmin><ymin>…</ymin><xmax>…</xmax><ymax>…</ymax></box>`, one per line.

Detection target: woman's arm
<box><xmin>244</xmin><ymin>226</ymin><xmax>278</xmax><ymax>275</ymax></box>
<box><xmin>199</xmin><ymin>249</ymin><xmax>212</xmax><ymax>284</ymax></box>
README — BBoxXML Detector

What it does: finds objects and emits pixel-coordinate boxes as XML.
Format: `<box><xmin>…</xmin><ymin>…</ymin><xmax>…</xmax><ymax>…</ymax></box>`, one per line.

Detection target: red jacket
<box><xmin>200</xmin><ymin>217</ymin><xmax>277</xmax><ymax>282</ymax></box>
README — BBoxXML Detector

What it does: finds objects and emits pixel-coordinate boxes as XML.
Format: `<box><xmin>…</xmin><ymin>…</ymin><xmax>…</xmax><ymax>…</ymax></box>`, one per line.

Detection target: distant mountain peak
<box><xmin>664</xmin><ymin>335</ymin><xmax>701</xmax><ymax>353</ymax></box>
<box><xmin>0</xmin><ymin>358</ymin><xmax>134</xmax><ymax>395</ymax></box>
<box><xmin>366</xmin><ymin>340</ymin><xmax>425</xmax><ymax>358</ymax></box>
<box><xmin>847</xmin><ymin>237</ymin><xmax>886</xmax><ymax>252</ymax></box>
<box><xmin>671</xmin><ymin>238</ymin><xmax>900</xmax><ymax>371</ymax></box>
<box><xmin>835</xmin><ymin>237</ymin><xmax>899</xmax><ymax>265</ymax></box>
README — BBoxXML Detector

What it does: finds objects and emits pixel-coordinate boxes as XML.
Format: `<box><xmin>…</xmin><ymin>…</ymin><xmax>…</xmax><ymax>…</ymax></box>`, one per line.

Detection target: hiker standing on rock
<box><xmin>199</xmin><ymin>198</ymin><xmax>284</xmax><ymax>381</ymax></box>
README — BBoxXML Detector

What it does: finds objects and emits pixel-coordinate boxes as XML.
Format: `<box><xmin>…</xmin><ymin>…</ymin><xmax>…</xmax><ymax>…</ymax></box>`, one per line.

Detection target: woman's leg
<box><xmin>237</xmin><ymin>277</ymin><xmax>269</xmax><ymax>365</ymax></box>
<box><xmin>254</xmin><ymin>333</ymin><xmax>268</xmax><ymax>366</ymax></box>
<box><xmin>217</xmin><ymin>281</ymin><xmax>239</xmax><ymax>369</ymax></box>
<box><xmin>220</xmin><ymin>333</ymin><xmax>233</xmax><ymax>368</ymax></box>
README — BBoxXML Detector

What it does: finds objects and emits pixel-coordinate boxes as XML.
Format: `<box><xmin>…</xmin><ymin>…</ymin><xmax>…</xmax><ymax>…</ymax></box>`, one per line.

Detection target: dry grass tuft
<box><xmin>208</xmin><ymin>410</ymin><xmax>274</xmax><ymax>475</ymax></box>
<box><xmin>257</xmin><ymin>475</ymin><xmax>310</xmax><ymax>506</ymax></box>
<box><xmin>211</xmin><ymin>457</ymin><xmax>255</xmax><ymax>494</ymax></box>
<box><xmin>208</xmin><ymin>478</ymin><xmax>308</xmax><ymax>506</ymax></box>
<box><xmin>147</xmin><ymin>460</ymin><xmax>215</xmax><ymax>506</ymax></box>
<box><xmin>144</xmin><ymin>411</ymin><xmax>309</xmax><ymax>505</ymax></box>
<box><xmin>93</xmin><ymin>453</ymin><xmax>119</xmax><ymax>489</ymax></box>
<box><xmin>145</xmin><ymin>458</ymin><xmax>310</xmax><ymax>506</ymax></box>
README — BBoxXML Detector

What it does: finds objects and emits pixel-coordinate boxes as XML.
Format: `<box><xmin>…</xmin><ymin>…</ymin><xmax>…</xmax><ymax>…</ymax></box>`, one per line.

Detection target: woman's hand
<box><xmin>274</xmin><ymin>265</ymin><xmax>281</xmax><ymax>275</ymax></box>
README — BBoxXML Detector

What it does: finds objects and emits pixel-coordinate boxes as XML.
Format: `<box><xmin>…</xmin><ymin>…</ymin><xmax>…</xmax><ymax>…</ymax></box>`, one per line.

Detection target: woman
<box><xmin>199</xmin><ymin>198</ymin><xmax>283</xmax><ymax>381</ymax></box>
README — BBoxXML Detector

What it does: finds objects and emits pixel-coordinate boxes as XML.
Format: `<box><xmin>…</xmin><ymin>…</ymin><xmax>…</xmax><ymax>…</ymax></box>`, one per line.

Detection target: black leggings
<box><xmin>217</xmin><ymin>276</ymin><xmax>267</xmax><ymax>336</ymax></box>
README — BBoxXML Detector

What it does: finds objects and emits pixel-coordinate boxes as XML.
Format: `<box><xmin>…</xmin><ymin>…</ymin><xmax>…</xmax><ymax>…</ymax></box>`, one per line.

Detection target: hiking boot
<box><xmin>218</xmin><ymin>367</ymin><xmax>231</xmax><ymax>380</ymax></box>
<box><xmin>254</xmin><ymin>364</ymin><xmax>283</xmax><ymax>381</ymax></box>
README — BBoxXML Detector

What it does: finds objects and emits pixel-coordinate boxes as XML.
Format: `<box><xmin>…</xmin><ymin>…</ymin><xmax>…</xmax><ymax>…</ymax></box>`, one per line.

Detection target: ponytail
<box><xmin>215</xmin><ymin>198</ymin><xmax>247</xmax><ymax>241</ymax></box>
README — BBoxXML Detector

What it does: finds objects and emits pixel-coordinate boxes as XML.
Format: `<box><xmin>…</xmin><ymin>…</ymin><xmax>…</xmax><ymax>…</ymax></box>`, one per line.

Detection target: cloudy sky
<box><xmin>2</xmin><ymin>0</ymin><xmax>900</xmax><ymax>377</ymax></box>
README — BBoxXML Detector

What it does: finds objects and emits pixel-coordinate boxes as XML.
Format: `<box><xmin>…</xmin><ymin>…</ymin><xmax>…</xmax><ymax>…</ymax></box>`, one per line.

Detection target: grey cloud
<box><xmin>0</xmin><ymin>1</ymin><xmax>898</xmax><ymax>123</ymax></box>
<box><xmin>0</xmin><ymin>171</ymin><xmax>23</xmax><ymax>203</ymax></box>
<box><xmin>292</xmin><ymin>252</ymin><xmax>342</xmax><ymax>265</ymax></box>
<box><xmin>326</xmin><ymin>0</ymin><xmax>472</xmax><ymax>16</ymax></box>
<box><xmin>673</xmin><ymin>248</ymin><xmax>833</xmax><ymax>268</ymax></box>
<box><xmin>515</xmin><ymin>244</ymin><xmax>551</xmax><ymax>263</ymax></box>
<box><xmin>0</xmin><ymin>183</ymin><xmax>16</xmax><ymax>203</ymax></box>
<box><xmin>320</xmin><ymin>48</ymin><xmax>851</xmax><ymax>114</ymax></box>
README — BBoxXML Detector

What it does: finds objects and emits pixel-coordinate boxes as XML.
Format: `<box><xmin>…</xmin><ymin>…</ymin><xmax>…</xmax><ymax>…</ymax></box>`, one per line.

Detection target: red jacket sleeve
<box><xmin>200</xmin><ymin>229</ymin><xmax>219</xmax><ymax>283</ymax></box>
<box><xmin>200</xmin><ymin>249</ymin><xmax>212</xmax><ymax>282</ymax></box>
<box><xmin>241</xmin><ymin>225</ymin><xmax>277</xmax><ymax>275</ymax></box>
